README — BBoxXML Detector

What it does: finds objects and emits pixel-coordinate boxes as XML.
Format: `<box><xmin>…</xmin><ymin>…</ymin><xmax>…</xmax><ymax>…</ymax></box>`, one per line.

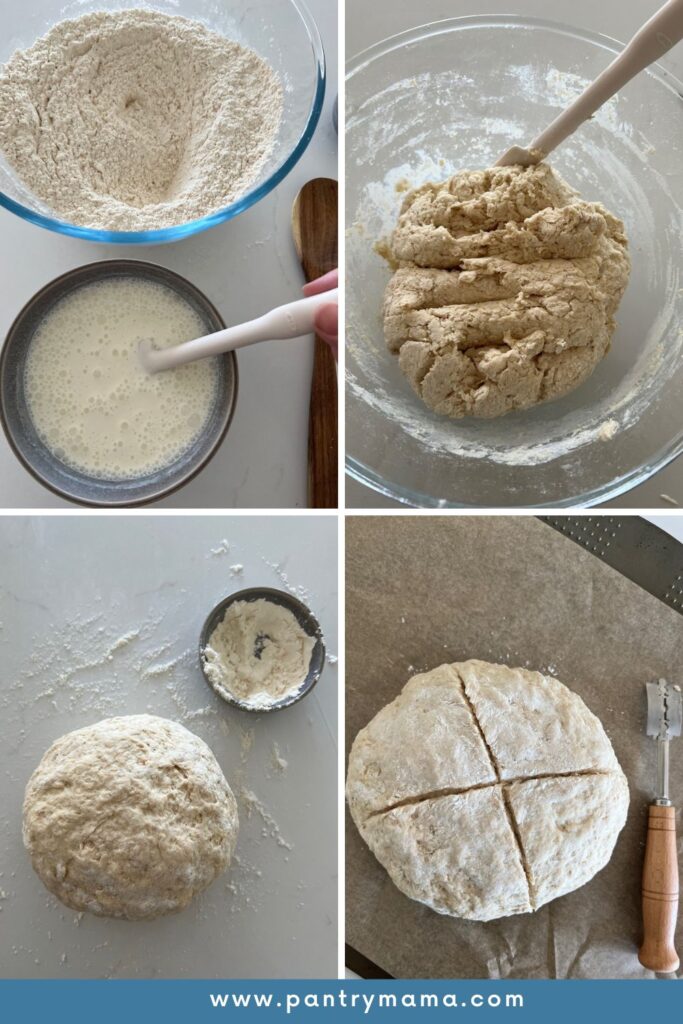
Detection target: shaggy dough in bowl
<box><xmin>346</xmin><ymin>660</ymin><xmax>629</xmax><ymax>921</ymax></box>
<box><xmin>382</xmin><ymin>164</ymin><xmax>630</xmax><ymax>418</ymax></box>
<box><xmin>23</xmin><ymin>714</ymin><xmax>238</xmax><ymax>920</ymax></box>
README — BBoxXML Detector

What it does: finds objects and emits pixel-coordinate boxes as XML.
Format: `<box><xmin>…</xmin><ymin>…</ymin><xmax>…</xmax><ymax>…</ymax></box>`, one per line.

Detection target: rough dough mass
<box><xmin>346</xmin><ymin>660</ymin><xmax>629</xmax><ymax>921</ymax></box>
<box><xmin>23</xmin><ymin>714</ymin><xmax>238</xmax><ymax>919</ymax></box>
<box><xmin>382</xmin><ymin>163</ymin><xmax>630</xmax><ymax>418</ymax></box>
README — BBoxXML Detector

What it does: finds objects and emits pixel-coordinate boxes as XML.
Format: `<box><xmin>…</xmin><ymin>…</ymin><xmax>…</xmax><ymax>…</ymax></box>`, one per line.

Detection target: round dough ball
<box><xmin>347</xmin><ymin>660</ymin><xmax>629</xmax><ymax>922</ymax></box>
<box><xmin>383</xmin><ymin>163</ymin><xmax>630</xmax><ymax>418</ymax></box>
<box><xmin>23</xmin><ymin>714</ymin><xmax>238</xmax><ymax>920</ymax></box>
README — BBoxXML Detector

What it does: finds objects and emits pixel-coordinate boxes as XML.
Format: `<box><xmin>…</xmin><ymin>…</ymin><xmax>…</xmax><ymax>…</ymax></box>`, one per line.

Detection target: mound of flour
<box><xmin>0</xmin><ymin>10</ymin><xmax>283</xmax><ymax>230</ymax></box>
<box><xmin>203</xmin><ymin>598</ymin><xmax>315</xmax><ymax>710</ymax></box>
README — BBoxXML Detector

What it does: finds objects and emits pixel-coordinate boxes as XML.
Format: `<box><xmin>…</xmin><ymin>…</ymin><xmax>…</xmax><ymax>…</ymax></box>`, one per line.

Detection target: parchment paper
<box><xmin>345</xmin><ymin>516</ymin><xmax>683</xmax><ymax>979</ymax></box>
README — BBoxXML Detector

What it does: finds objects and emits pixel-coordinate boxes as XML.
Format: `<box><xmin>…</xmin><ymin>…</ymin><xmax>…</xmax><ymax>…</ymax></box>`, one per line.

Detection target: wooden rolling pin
<box><xmin>292</xmin><ymin>178</ymin><xmax>338</xmax><ymax>509</ymax></box>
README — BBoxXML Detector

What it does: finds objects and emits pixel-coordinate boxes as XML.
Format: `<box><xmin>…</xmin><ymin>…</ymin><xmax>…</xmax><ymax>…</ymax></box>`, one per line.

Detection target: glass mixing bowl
<box><xmin>346</xmin><ymin>16</ymin><xmax>683</xmax><ymax>508</ymax></box>
<box><xmin>0</xmin><ymin>0</ymin><xmax>325</xmax><ymax>244</ymax></box>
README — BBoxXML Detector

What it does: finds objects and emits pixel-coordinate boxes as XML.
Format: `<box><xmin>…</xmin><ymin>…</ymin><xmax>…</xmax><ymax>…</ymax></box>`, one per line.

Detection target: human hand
<box><xmin>303</xmin><ymin>268</ymin><xmax>338</xmax><ymax>360</ymax></box>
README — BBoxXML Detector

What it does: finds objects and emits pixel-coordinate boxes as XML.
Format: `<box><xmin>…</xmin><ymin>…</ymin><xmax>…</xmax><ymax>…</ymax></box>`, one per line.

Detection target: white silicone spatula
<box><xmin>497</xmin><ymin>0</ymin><xmax>683</xmax><ymax>167</ymax></box>
<box><xmin>138</xmin><ymin>288</ymin><xmax>338</xmax><ymax>374</ymax></box>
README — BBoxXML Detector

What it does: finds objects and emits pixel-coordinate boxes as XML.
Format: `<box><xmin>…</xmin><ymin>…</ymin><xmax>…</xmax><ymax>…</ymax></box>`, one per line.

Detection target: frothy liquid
<box><xmin>24</xmin><ymin>277</ymin><xmax>220</xmax><ymax>480</ymax></box>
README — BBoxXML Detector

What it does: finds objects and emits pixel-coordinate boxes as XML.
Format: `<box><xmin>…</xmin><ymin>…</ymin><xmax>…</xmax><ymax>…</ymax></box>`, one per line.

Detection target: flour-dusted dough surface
<box><xmin>346</xmin><ymin>664</ymin><xmax>496</xmax><ymax>824</ymax></box>
<box><xmin>506</xmin><ymin>772</ymin><xmax>630</xmax><ymax>910</ymax></box>
<box><xmin>362</xmin><ymin>789</ymin><xmax>532</xmax><ymax>921</ymax></box>
<box><xmin>382</xmin><ymin>163</ymin><xmax>630</xmax><ymax>418</ymax></box>
<box><xmin>457</xmin><ymin>659</ymin><xmax>621</xmax><ymax>779</ymax></box>
<box><xmin>346</xmin><ymin>661</ymin><xmax>629</xmax><ymax>921</ymax></box>
<box><xmin>23</xmin><ymin>714</ymin><xmax>239</xmax><ymax>920</ymax></box>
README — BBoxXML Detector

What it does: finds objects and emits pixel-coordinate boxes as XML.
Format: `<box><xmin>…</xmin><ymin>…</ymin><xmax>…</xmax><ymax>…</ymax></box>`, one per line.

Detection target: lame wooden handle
<box><xmin>638</xmin><ymin>804</ymin><xmax>680</xmax><ymax>973</ymax></box>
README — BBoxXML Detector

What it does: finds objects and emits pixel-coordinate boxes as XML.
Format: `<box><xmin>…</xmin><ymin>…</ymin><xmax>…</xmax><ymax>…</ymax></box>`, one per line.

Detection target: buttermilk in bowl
<box><xmin>24</xmin><ymin>276</ymin><xmax>219</xmax><ymax>479</ymax></box>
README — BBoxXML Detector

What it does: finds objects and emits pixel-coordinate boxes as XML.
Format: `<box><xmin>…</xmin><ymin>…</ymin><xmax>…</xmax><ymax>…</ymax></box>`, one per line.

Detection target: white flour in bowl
<box><xmin>0</xmin><ymin>9</ymin><xmax>283</xmax><ymax>231</ymax></box>
<box><xmin>202</xmin><ymin>599</ymin><xmax>315</xmax><ymax>710</ymax></box>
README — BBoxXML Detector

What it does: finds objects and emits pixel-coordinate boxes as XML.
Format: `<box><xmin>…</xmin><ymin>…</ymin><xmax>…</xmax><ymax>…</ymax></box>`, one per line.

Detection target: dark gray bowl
<box><xmin>199</xmin><ymin>587</ymin><xmax>326</xmax><ymax>713</ymax></box>
<box><xmin>0</xmin><ymin>260</ymin><xmax>238</xmax><ymax>507</ymax></box>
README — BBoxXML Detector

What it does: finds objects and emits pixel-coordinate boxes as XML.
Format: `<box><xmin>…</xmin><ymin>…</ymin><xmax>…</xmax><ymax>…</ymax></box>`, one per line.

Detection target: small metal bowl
<box><xmin>0</xmin><ymin>259</ymin><xmax>238</xmax><ymax>507</ymax></box>
<box><xmin>199</xmin><ymin>587</ymin><xmax>325</xmax><ymax>713</ymax></box>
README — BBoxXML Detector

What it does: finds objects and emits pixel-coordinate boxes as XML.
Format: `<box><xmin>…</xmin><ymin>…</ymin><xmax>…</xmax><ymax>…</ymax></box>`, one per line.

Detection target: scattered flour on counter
<box><xmin>224</xmin><ymin>853</ymin><xmax>265</xmax><ymax>915</ymax></box>
<box><xmin>6</xmin><ymin>603</ymin><xmax>224</xmax><ymax>741</ymax></box>
<box><xmin>202</xmin><ymin>598</ymin><xmax>315</xmax><ymax>709</ymax></box>
<box><xmin>229</xmin><ymin>564</ymin><xmax>244</xmax><ymax>577</ymax></box>
<box><xmin>261</xmin><ymin>558</ymin><xmax>311</xmax><ymax>603</ymax></box>
<box><xmin>240</xmin><ymin>789</ymin><xmax>294</xmax><ymax>851</ymax></box>
<box><xmin>164</xmin><ymin>657</ymin><xmax>210</xmax><ymax>722</ymax></box>
<box><xmin>106</xmin><ymin>631</ymin><xmax>140</xmax><ymax>658</ymax></box>
<box><xmin>271</xmin><ymin>743</ymin><xmax>288</xmax><ymax>773</ymax></box>
<box><xmin>326</xmin><ymin>654</ymin><xmax>338</xmax><ymax>665</ymax></box>
<box><xmin>210</xmin><ymin>540</ymin><xmax>231</xmax><ymax>557</ymax></box>
<box><xmin>0</xmin><ymin>10</ymin><xmax>283</xmax><ymax>231</ymax></box>
<box><xmin>133</xmin><ymin>640</ymin><xmax>172</xmax><ymax>670</ymax></box>
<box><xmin>240</xmin><ymin>727</ymin><xmax>255</xmax><ymax>761</ymax></box>
<box><xmin>184</xmin><ymin>706</ymin><xmax>217</xmax><ymax>722</ymax></box>
<box><xmin>4</xmin><ymin>609</ymin><xmax>163</xmax><ymax>724</ymax></box>
<box><xmin>140</xmin><ymin>651</ymin><xmax>189</xmax><ymax>680</ymax></box>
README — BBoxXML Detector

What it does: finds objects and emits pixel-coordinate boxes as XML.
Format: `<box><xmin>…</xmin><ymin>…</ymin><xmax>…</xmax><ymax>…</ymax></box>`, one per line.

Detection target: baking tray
<box><xmin>345</xmin><ymin>515</ymin><xmax>683</xmax><ymax>979</ymax></box>
<box><xmin>541</xmin><ymin>516</ymin><xmax>683</xmax><ymax>613</ymax></box>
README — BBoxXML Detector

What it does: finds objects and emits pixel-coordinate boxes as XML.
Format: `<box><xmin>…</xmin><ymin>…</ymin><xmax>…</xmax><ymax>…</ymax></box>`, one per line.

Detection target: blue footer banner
<box><xmin>0</xmin><ymin>979</ymin><xmax>679</xmax><ymax>1022</ymax></box>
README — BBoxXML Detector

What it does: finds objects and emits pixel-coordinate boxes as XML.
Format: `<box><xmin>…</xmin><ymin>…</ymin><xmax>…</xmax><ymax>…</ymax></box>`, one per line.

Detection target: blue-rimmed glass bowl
<box><xmin>0</xmin><ymin>0</ymin><xmax>325</xmax><ymax>244</ymax></box>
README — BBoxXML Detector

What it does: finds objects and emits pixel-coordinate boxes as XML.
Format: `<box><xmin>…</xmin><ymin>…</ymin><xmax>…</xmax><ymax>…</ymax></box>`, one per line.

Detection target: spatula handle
<box><xmin>639</xmin><ymin>804</ymin><xmax>680</xmax><ymax>974</ymax></box>
<box><xmin>529</xmin><ymin>0</ymin><xmax>683</xmax><ymax>159</ymax></box>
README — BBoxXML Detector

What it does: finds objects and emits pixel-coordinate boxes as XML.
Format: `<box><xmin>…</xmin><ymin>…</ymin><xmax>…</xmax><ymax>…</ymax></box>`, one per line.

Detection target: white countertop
<box><xmin>0</xmin><ymin>0</ymin><xmax>337</xmax><ymax>509</ymax></box>
<box><xmin>0</xmin><ymin>515</ymin><xmax>338</xmax><ymax>978</ymax></box>
<box><xmin>346</xmin><ymin>0</ymin><xmax>683</xmax><ymax>510</ymax></box>
<box><xmin>645</xmin><ymin>514</ymin><xmax>683</xmax><ymax>545</ymax></box>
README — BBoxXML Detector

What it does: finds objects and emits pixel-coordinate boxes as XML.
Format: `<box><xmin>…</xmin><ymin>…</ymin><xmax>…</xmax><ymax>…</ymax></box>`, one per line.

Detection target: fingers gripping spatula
<box><xmin>639</xmin><ymin>679</ymin><xmax>682</xmax><ymax>974</ymax></box>
<box><xmin>138</xmin><ymin>289</ymin><xmax>338</xmax><ymax>373</ymax></box>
